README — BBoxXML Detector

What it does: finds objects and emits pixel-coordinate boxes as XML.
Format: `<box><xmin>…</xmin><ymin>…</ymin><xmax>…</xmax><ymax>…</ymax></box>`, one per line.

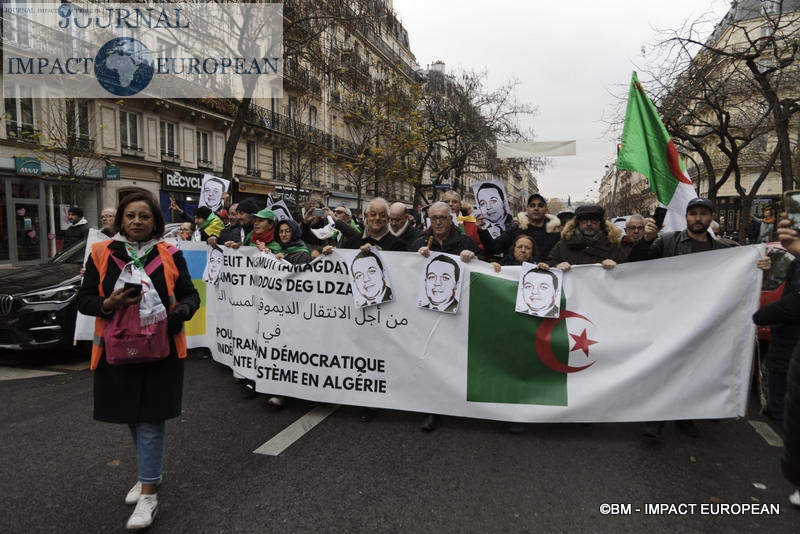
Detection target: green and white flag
<box><xmin>617</xmin><ymin>71</ymin><xmax>697</xmax><ymax>231</ymax></box>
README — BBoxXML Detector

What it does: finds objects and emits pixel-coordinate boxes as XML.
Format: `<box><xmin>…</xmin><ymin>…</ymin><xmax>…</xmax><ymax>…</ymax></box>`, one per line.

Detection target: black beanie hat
<box><xmin>68</xmin><ymin>206</ymin><xmax>83</xmax><ymax>218</ymax></box>
<box><xmin>194</xmin><ymin>206</ymin><xmax>212</xmax><ymax>219</ymax></box>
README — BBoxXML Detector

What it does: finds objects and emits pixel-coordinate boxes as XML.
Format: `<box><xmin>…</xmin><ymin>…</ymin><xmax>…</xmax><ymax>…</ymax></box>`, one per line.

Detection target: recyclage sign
<box><xmin>2</xmin><ymin>2</ymin><xmax>283</xmax><ymax>98</ymax></box>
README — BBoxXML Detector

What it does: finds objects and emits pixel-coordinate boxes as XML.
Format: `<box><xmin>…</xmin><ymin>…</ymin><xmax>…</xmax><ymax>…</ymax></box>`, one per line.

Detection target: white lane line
<box><xmin>749</xmin><ymin>420</ymin><xmax>783</xmax><ymax>447</ymax></box>
<box><xmin>0</xmin><ymin>367</ymin><xmax>64</xmax><ymax>381</ymax></box>
<box><xmin>253</xmin><ymin>404</ymin><xmax>340</xmax><ymax>456</ymax></box>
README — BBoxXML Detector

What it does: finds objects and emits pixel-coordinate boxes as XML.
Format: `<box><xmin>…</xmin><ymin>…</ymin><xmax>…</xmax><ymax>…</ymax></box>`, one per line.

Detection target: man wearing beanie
<box><xmin>64</xmin><ymin>206</ymin><xmax>90</xmax><ymax>248</ymax></box>
<box><xmin>222</xmin><ymin>197</ymin><xmax>260</xmax><ymax>248</ymax></box>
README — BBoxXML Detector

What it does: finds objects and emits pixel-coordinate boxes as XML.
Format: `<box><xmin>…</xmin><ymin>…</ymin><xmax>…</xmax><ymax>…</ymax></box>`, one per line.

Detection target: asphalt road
<box><xmin>1</xmin><ymin>350</ymin><xmax>798</xmax><ymax>533</ymax></box>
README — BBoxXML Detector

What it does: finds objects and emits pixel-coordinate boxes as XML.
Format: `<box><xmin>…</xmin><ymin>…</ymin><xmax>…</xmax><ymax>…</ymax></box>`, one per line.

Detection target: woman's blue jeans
<box><xmin>128</xmin><ymin>421</ymin><xmax>166</xmax><ymax>484</ymax></box>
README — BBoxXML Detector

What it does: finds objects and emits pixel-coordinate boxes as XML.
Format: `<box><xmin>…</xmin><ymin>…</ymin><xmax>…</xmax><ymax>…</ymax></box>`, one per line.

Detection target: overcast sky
<box><xmin>391</xmin><ymin>0</ymin><xmax>731</xmax><ymax>203</ymax></box>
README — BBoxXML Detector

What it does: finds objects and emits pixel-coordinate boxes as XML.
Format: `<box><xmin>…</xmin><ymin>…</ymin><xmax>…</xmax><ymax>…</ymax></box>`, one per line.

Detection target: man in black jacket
<box><xmin>64</xmin><ymin>206</ymin><xmax>90</xmax><ymax>248</ymax></box>
<box><xmin>389</xmin><ymin>201</ymin><xmax>422</xmax><ymax>249</ymax></box>
<box><xmin>631</xmin><ymin>197</ymin><xmax>771</xmax><ymax>440</ymax></box>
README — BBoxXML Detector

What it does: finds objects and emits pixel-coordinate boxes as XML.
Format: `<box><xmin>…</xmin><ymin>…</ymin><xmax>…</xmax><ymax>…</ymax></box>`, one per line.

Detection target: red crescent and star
<box><xmin>534</xmin><ymin>310</ymin><xmax>597</xmax><ymax>374</ymax></box>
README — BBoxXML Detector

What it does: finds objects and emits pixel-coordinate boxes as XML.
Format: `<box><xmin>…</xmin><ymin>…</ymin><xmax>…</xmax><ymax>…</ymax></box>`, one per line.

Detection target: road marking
<box><xmin>253</xmin><ymin>404</ymin><xmax>340</xmax><ymax>456</ymax></box>
<box><xmin>0</xmin><ymin>367</ymin><xmax>64</xmax><ymax>381</ymax></box>
<box><xmin>749</xmin><ymin>420</ymin><xmax>783</xmax><ymax>447</ymax></box>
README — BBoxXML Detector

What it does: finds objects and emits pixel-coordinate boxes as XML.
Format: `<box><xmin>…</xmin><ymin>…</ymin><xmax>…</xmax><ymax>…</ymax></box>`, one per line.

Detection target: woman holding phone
<box><xmin>77</xmin><ymin>192</ymin><xmax>200</xmax><ymax>529</ymax></box>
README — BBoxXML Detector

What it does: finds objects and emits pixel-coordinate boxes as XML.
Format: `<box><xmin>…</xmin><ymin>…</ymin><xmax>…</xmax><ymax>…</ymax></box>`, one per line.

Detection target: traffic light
<box><xmin>430</xmin><ymin>172</ymin><xmax>438</xmax><ymax>184</ymax></box>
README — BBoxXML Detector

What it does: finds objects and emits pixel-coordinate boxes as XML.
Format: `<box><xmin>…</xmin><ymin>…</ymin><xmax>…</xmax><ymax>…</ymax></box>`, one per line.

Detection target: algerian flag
<box><xmin>616</xmin><ymin>72</ymin><xmax>697</xmax><ymax>232</ymax></box>
<box><xmin>467</xmin><ymin>274</ymin><xmax>569</xmax><ymax>405</ymax></box>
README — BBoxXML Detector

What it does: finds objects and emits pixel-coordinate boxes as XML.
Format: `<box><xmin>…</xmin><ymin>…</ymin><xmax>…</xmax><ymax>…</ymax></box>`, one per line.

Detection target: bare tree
<box><xmin>640</xmin><ymin>1</ymin><xmax>800</xmax><ymax>241</ymax></box>
<box><xmin>409</xmin><ymin>69</ymin><xmax>538</xmax><ymax>206</ymax></box>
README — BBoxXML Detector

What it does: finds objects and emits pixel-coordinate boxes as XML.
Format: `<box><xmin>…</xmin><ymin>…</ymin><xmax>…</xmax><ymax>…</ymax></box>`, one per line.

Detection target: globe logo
<box><xmin>94</xmin><ymin>38</ymin><xmax>154</xmax><ymax>96</ymax></box>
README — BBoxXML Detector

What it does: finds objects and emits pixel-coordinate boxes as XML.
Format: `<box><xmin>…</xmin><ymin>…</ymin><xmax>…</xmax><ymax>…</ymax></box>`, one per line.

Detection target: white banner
<box><xmin>209</xmin><ymin>245</ymin><xmax>763</xmax><ymax>423</ymax></box>
<box><xmin>496</xmin><ymin>140</ymin><xmax>576</xmax><ymax>159</ymax></box>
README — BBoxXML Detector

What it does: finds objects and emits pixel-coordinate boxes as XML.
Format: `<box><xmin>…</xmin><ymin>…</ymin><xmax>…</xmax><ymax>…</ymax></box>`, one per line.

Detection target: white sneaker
<box><xmin>125</xmin><ymin>481</ymin><xmax>142</xmax><ymax>505</ymax></box>
<box><xmin>126</xmin><ymin>494</ymin><xmax>158</xmax><ymax>530</ymax></box>
<box><xmin>790</xmin><ymin>489</ymin><xmax>800</xmax><ymax>507</ymax></box>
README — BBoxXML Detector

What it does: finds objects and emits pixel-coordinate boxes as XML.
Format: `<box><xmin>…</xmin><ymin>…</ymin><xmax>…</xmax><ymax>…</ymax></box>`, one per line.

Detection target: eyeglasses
<box><xmin>100</xmin><ymin>215</ymin><xmax>114</xmax><ymax>220</ymax></box>
<box><xmin>429</xmin><ymin>215</ymin><xmax>450</xmax><ymax>222</ymax></box>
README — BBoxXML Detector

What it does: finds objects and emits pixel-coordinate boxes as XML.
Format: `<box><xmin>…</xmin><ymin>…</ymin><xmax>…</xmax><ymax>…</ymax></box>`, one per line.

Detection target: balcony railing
<box><xmin>6</xmin><ymin>122</ymin><xmax>40</xmax><ymax>143</ymax></box>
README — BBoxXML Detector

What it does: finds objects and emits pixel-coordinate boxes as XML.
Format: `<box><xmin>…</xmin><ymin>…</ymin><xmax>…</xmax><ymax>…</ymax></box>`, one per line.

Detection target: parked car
<box><xmin>754</xmin><ymin>241</ymin><xmax>795</xmax><ymax>414</ymax></box>
<box><xmin>0</xmin><ymin>239</ymin><xmax>88</xmax><ymax>352</ymax></box>
<box><xmin>0</xmin><ymin>225</ymin><xmax>199</xmax><ymax>354</ymax></box>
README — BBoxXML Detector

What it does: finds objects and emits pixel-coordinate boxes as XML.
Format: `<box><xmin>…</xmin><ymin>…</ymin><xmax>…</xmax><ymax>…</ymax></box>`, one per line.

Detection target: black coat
<box><xmin>782</xmin><ymin>341</ymin><xmax>800</xmax><ymax>485</ymax></box>
<box><xmin>411</xmin><ymin>226</ymin><xmax>482</xmax><ymax>256</ymax></box>
<box><xmin>64</xmin><ymin>222</ymin><xmax>90</xmax><ymax>249</ymax></box>
<box><xmin>753</xmin><ymin>260</ymin><xmax>800</xmax><ymax>373</ymax></box>
<box><xmin>342</xmin><ymin>230</ymin><xmax>407</xmax><ymax>251</ymax></box>
<box><xmin>77</xmin><ymin>240</ymin><xmax>200</xmax><ymax>424</ymax></box>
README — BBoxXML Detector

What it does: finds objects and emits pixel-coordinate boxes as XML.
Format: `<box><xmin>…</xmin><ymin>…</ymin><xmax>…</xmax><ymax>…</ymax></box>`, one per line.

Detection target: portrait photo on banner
<box><xmin>471</xmin><ymin>180</ymin><xmax>512</xmax><ymax>239</ymax></box>
<box><xmin>267</xmin><ymin>199</ymin><xmax>293</xmax><ymax>222</ymax></box>
<box><xmin>515</xmin><ymin>263</ymin><xmax>563</xmax><ymax>318</ymax></box>
<box><xmin>347</xmin><ymin>248</ymin><xmax>394</xmax><ymax>308</ymax></box>
<box><xmin>417</xmin><ymin>252</ymin><xmax>464</xmax><ymax>314</ymax></box>
<box><xmin>199</xmin><ymin>174</ymin><xmax>230</xmax><ymax>213</ymax></box>
<box><xmin>202</xmin><ymin>245</ymin><xmax>224</xmax><ymax>285</ymax></box>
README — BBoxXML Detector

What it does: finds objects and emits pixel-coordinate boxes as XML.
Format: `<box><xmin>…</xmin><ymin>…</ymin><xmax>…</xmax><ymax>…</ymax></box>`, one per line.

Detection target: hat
<box><xmin>68</xmin><ymin>206</ymin><xmax>83</xmax><ymax>218</ymax></box>
<box><xmin>686</xmin><ymin>197</ymin><xmax>714</xmax><ymax>212</ymax></box>
<box><xmin>527</xmin><ymin>193</ymin><xmax>547</xmax><ymax>205</ymax></box>
<box><xmin>194</xmin><ymin>206</ymin><xmax>212</xmax><ymax>219</ymax></box>
<box><xmin>237</xmin><ymin>198</ymin><xmax>259</xmax><ymax>215</ymax></box>
<box><xmin>574</xmin><ymin>204</ymin><xmax>604</xmax><ymax>220</ymax></box>
<box><xmin>255</xmin><ymin>208</ymin><xmax>277</xmax><ymax>221</ymax></box>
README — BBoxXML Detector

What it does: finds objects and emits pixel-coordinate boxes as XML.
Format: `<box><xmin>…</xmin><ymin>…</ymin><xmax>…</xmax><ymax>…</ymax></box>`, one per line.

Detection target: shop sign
<box><xmin>15</xmin><ymin>156</ymin><xmax>41</xmax><ymax>177</ymax></box>
<box><xmin>162</xmin><ymin>168</ymin><xmax>205</xmax><ymax>193</ymax></box>
<box><xmin>103</xmin><ymin>166</ymin><xmax>121</xmax><ymax>180</ymax></box>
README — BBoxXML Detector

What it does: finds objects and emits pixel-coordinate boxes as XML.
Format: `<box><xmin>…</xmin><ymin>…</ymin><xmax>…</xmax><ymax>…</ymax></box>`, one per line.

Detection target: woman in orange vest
<box><xmin>77</xmin><ymin>191</ymin><xmax>199</xmax><ymax>530</ymax></box>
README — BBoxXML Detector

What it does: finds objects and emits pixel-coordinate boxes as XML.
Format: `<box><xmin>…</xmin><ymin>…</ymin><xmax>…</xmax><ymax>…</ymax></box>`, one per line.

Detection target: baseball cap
<box><xmin>685</xmin><ymin>197</ymin><xmax>714</xmax><ymax>212</ymax></box>
<box><xmin>527</xmin><ymin>193</ymin><xmax>547</xmax><ymax>205</ymax></box>
<box><xmin>255</xmin><ymin>209</ymin><xmax>277</xmax><ymax>221</ymax></box>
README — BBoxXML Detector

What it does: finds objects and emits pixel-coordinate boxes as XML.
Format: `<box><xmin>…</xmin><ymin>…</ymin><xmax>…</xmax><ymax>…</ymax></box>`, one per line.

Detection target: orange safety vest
<box><xmin>89</xmin><ymin>240</ymin><xmax>187</xmax><ymax>370</ymax></box>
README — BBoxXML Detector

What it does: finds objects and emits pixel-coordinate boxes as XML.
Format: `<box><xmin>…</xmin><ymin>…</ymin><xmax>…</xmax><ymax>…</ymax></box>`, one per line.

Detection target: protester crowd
<box><xmin>75</xmin><ymin>189</ymin><xmax>800</xmax><ymax>529</ymax></box>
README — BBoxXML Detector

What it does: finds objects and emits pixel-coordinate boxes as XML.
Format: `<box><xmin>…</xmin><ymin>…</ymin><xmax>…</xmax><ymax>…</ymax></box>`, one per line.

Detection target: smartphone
<box><xmin>312</xmin><ymin>208</ymin><xmax>326</xmax><ymax>217</ymax></box>
<box><xmin>784</xmin><ymin>190</ymin><xmax>800</xmax><ymax>230</ymax></box>
<box><xmin>653</xmin><ymin>206</ymin><xmax>668</xmax><ymax>227</ymax></box>
<box><xmin>124</xmin><ymin>282</ymin><xmax>142</xmax><ymax>297</ymax></box>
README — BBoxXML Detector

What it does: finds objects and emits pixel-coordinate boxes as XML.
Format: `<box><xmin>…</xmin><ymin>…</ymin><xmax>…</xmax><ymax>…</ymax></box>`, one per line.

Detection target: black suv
<box><xmin>0</xmin><ymin>240</ymin><xmax>87</xmax><ymax>351</ymax></box>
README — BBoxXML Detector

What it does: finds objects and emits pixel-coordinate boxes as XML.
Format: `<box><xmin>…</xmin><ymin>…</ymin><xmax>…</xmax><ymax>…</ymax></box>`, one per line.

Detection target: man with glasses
<box><xmin>339</xmin><ymin>197</ymin><xmax>406</xmax><ymax>252</ymax></box>
<box><xmin>412</xmin><ymin>201</ymin><xmax>481</xmax><ymax>431</ymax></box>
<box><xmin>388</xmin><ymin>201</ymin><xmax>422</xmax><ymax>249</ymax></box>
<box><xmin>621</xmin><ymin>214</ymin><xmax>646</xmax><ymax>259</ymax></box>
<box><xmin>333</xmin><ymin>205</ymin><xmax>362</xmax><ymax>234</ymax></box>
<box><xmin>413</xmin><ymin>201</ymin><xmax>482</xmax><ymax>260</ymax></box>
<box><xmin>544</xmin><ymin>204</ymin><xmax>625</xmax><ymax>271</ymax></box>
<box><xmin>99</xmin><ymin>207</ymin><xmax>116</xmax><ymax>237</ymax></box>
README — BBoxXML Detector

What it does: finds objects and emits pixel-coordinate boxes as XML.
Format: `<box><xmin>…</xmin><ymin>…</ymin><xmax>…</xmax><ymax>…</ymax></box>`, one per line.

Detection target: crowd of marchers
<box><xmin>186</xmin><ymin>191</ymin><xmax>778</xmax><ymax>435</ymax></box>
<box><xmin>73</xmin><ymin>187</ymin><xmax>800</xmax><ymax>530</ymax></box>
